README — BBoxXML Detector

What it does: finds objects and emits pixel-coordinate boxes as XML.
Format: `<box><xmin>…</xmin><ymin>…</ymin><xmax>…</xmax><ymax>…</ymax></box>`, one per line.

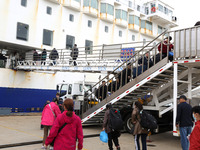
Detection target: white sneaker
<box><xmin>49</xmin><ymin>147</ymin><xmax>54</xmax><ymax>150</ymax></box>
<box><xmin>41</xmin><ymin>146</ymin><xmax>46</xmax><ymax>149</ymax></box>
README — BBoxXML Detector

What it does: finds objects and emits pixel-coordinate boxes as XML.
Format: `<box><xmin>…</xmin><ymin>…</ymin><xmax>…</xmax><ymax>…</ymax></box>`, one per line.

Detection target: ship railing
<box><xmin>16</xmin><ymin>40</ymin><xmax>158</xmax><ymax>68</ymax></box>
<box><xmin>83</xmin><ymin>29</ymin><xmax>169</xmax><ymax>111</ymax></box>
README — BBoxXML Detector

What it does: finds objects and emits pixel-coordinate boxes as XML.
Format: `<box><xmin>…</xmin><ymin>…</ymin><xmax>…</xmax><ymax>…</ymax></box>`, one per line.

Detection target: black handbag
<box><xmin>50</xmin><ymin>123</ymin><xmax>67</xmax><ymax>146</ymax></box>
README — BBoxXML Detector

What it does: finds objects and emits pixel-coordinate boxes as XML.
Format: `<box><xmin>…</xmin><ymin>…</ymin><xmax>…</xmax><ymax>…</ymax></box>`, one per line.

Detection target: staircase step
<box><xmin>157</xmin><ymin>74</ymin><xmax>173</xmax><ymax>78</ymax></box>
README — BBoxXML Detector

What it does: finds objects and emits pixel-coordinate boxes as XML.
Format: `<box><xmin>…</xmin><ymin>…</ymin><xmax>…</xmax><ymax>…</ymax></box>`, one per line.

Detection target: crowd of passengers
<box><xmin>95</xmin><ymin>36</ymin><xmax>174</xmax><ymax>101</ymax></box>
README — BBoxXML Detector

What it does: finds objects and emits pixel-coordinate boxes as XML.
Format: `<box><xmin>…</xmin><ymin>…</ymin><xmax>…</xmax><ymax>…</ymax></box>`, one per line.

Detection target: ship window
<box><xmin>158</xmin><ymin>25</ymin><xmax>163</xmax><ymax>34</ymax></box>
<box><xmin>66</xmin><ymin>35</ymin><xmax>75</xmax><ymax>49</ymax></box>
<box><xmin>134</xmin><ymin>16</ymin><xmax>140</xmax><ymax>26</ymax></box>
<box><xmin>91</xmin><ymin>0</ymin><xmax>98</xmax><ymax>9</ymax></box>
<box><xmin>164</xmin><ymin>7</ymin><xmax>168</xmax><ymax>15</ymax></box>
<box><xmin>85</xmin><ymin>40</ymin><xmax>93</xmax><ymax>54</ymax></box>
<box><xmin>83</xmin><ymin>0</ymin><xmax>90</xmax><ymax>7</ymax></box>
<box><xmin>21</xmin><ymin>0</ymin><xmax>27</xmax><ymax>7</ymax></box>
<box><xmin>88</xmin><ymin>20</ymin><xmax>92</xmax><ymax>27</ymax></box>
<box><xmin>145</xmin><ymin>7</ymin><xmax>149</xmax><ymax>15</ymax></box>
<box><xmin>116</xmin><ymin>9</ymin><xmax>127</xmax><ymax>21</ymax></box>
<box><xmin>43</xmin><ymin>29</ymin><xmax>53</xmax><ymax>46</ymax></box>
<box><xmin>107</xmin><ymin>4</ymin><xmax>114</xmax><ymax>16</ymax></box>
<box><xmin>132</xmin><ymin>35</ymin><xmax>135</xmax><ymax>41</ymax></box>
<box><xmin>101</xmin><ymin>3</ymin><xmax>114</xmax><ymax>15</ymax></box>
<box><xmin>128</xmin><ymin>1</ymin><xmax>132</xmax><ymax>8</ymax></box>
<box><xmin>119</xmin><ymin>31</ymin><xmax>122</xmax><ymax>37</ymax></box>
<box><xmin>146</xmin><ymin>21</ymin><xmax>152</xmax><ymax>31</ymax></box>
<box><xmin>141</xmin><ymin>20</ymin><xmax>146</xmax><ymax>28</ymax></box>
<box><xmin>137</xmin><ymin>5</ymin><xmax>140</xmax><ymax>11</ymax></box>
<box><xmin>101</xmin><ymin>3</ymin><xmax>106</xmax><ymax>13</ymax></box>
<box><xmin>122</xmin><ymin>10</ymin><xmax>127</xmax><ymax>21</ymax></box>
<box><xmin>105</xmin><ymin>26</ymin><xmax>108</xmax><ymax>33</ymax></box>
<box><xmin>115</xmin><ymin>9</ymin><xmax>121</xmax><ymax>19</ymax></box>
<box><xmin>16</xmin><ymin>22</ymin><xmax>29</xmax><ymax>41</ymax></box>
<box><xmin>129</xmin><ymin>15</ymin><xmax>134</xmax><ymax>24</ymax></box>
<box><xmin>168</xmin><ymin>9</ymin><xmax>173</xmax><ymax>16</ymax></box>
<box><xmin>47</xmin><ymin>6</ymin><xmax>52</xmax><ymax>15</ymax></box>
<box><xmin>158</xmin><ymin>4</ymin><xmax>163</xmax><ymax>12</ymax></box>
<box><xmin>84</xmin><ymin>0</ymin><xmax>98</xmax><ymax>9</ymax></box>
<box><xmin>69</xmin><ymin>14</ymin><xmax>74</xmax><ymax>22</ymax></box>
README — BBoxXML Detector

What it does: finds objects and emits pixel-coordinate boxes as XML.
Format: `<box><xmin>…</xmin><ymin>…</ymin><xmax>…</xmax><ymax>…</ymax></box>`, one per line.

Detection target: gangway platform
<box><xmin>16</xmin><ymin>25</ymin><xmax>200</xmax><ymax>136</ymax></box>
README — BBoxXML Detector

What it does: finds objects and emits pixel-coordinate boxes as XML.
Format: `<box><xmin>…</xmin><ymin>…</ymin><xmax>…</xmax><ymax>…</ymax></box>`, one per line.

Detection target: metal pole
<box><xmin>173</xmin><ymin>63</ymin><xmax>178</xmax><ymax>136</ymax></box>
<box><xmin>188</xmin><ymin>67</ymin><xmax>192</xmax><ymax>100</ymax></box>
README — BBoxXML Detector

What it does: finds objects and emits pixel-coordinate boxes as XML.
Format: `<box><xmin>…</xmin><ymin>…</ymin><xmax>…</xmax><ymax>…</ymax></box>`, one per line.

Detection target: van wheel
<box><xmin>124</xmin><ymin>114</ymin><xmax>134</xmax><ymax>133</ymax></box>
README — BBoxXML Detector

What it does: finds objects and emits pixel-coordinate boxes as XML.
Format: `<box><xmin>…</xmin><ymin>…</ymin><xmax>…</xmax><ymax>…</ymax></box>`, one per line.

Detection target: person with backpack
<box><xmin>44</xmin><ymin>98</ymin><xmax>83</xmax><ymax>150</ymax></box>
<box><xmin>132</xmin><ymin>101</ymin><xmax>148</xmax><ymax>150</ymax></box>
<box><xmin>41</xmin><ymin>98</ymin><xmax>61</xmax><ymax>149</ymax></box>
<box><xmin>49</xmin><ymin>48</ymin><xmax>59</xmax><ymax>65</ymax></box>
<box><xmin>103</xmin><ymin>103</ymin><xmax>121</xmax><ymax>150</ymax></box>
<box><xmin>41</xmin><ymin>49</ymin><xmax>47</xmax><ymax>65</ymax></box>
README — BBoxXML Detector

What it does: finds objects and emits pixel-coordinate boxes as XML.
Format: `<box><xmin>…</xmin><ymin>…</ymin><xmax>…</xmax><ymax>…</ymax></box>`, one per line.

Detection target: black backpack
<box><xmin>140</xmin><ymin>111</ymin><xmax>157</xmax><ymax>130</ymax></box>
<box><xmin>109</xmin><ymin>109</ymin><xmax>123</xmax><ymax>131</ymax></box>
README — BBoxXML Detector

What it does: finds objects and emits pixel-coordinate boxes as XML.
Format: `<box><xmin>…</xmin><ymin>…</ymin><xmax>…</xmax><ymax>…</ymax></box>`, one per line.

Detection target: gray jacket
<box><xmin>103</xmin><ymin>109</ymin><xmax>111</xmax><ymax>133</ymax></box>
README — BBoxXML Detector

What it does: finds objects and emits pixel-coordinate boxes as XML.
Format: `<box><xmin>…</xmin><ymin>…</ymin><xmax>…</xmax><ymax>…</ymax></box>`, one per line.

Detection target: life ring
<box><xmin>151</xmin><ymin>7</ymin><xmax>156</xmax><ymax>12</ymax></box>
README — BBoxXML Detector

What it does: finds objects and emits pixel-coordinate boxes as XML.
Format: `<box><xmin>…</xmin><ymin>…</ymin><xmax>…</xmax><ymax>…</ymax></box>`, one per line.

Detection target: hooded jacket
<box><xmin>41</xmin><ymin>102</ymin><xmax>61</xmax><ymax>126</ymax></box>
<box><xmin>189</xmin><ymin>120</ymin><xmax>200</xmax><ymax>150</ymax></box>
<box><xmin>132</xmin><ymin>108</ymin><xmax>148</xmax><ymax>135</ymax></box>
<box><xmin>45</xmin><ymin>111</ymin><xmax>83</xmax><ymax>150</ymax></box>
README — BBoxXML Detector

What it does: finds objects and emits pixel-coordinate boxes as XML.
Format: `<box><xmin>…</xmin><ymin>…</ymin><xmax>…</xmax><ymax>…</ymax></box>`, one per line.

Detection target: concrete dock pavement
<box><xmin>0</xmin><ymin>115</ymin><xmax>181</xmax><ymax>150</ymax></box>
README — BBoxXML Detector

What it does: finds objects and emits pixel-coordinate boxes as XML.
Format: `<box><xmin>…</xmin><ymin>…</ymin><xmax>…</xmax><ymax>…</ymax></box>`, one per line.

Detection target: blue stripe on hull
<box><xmin>0</xmin><ymin>87</ymin><xmax>57</xmax><ymax>112</ymax></box>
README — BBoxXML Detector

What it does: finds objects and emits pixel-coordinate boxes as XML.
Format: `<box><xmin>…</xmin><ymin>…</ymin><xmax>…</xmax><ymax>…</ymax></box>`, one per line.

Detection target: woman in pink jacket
<box><xmin>45</xmin><ymin>98</ymin><xmax>83</xmax><ymax>150</ymax></box>
<box><xmin>41</xmin><ymin>99</ymin><xmax>61</xmax><ymax>149</ymax></box>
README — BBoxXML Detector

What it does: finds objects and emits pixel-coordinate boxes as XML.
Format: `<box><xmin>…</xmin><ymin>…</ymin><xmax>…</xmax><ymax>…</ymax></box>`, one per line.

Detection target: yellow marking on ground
<box><xmin>0</xmin><ymin>124</ymin><xmax>43</xmax><ymax>138</ymax></box>
<box><xmin>0</xmin><ymin>124</ymin><xmax>88</xmax><ymax>150</ymax></box>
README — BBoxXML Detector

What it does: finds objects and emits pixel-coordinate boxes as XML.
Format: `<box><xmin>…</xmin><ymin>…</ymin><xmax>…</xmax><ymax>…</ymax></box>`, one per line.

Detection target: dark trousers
<box><xmin>41</xmin><ymin>59</ymin><xmax>46</xmax><ymax>65</ymax></box>
<box><xmin>108</xmin><ymin>131</ymin><xmax>119</xmax><ymax>150</ymax></box>
<box><xmin>70</xmin><ymin>57</ymin><xmax>77</xmax><ymax>66</ymax></box>
<box><xmin>73</xmin><ymin>57</ymin><xmax>77</xmax><ymax>66</ymax></box>
<box><xmin>134</xmin><ymin>134</ymin><xmax>147</xmax><ymax>150</ymax></box>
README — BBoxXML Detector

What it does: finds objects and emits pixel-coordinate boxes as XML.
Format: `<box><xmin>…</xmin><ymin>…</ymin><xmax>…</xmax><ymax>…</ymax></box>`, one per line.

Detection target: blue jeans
<box><xmin>179</xmin><ymin>126</ymin><xmax>192</xmax><ymax>150</ymax></box>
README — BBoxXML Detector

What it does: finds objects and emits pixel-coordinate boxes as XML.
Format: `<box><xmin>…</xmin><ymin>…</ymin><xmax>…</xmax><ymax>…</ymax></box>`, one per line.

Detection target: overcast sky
<box><xmin>165</xmin><ymin>0</ymin><xmax>199</xmax><ymax>29</ymax></box>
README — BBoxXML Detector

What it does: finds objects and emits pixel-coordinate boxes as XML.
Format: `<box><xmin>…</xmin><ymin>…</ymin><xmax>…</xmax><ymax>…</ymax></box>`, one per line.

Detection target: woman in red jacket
<box><xmin>41</xmin><ymin>99</ymin><xmax>61</xmax><ymax>149</ymax></box>
<box><xmin>45</xmin><ymin>98</ymin><xmax>83</xmax><ymax>150</ymax></box>
<box><xmin>189</xmin><ymin>106</ymin><xmax>200</xmax><ymax>150</ymax></box>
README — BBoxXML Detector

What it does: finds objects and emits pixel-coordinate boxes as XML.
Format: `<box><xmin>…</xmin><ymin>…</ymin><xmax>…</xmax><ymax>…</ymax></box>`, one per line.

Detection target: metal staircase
<box><xmin>81</xmin><ymin>25</ymin><xmax>200</xmax><ymax>136</ymax></box>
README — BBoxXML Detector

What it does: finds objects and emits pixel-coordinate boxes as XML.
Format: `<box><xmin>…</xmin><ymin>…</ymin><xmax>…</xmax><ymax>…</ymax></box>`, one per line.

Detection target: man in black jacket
<box><xmin>138</xmin><ymin>53</ymin><xmax>153</xmax><ymax>71</ymax></box>
<box><xmin>176</xmin><ymin>95</ymin><xmax>193</xmax><ymax>150</ymax></box>
<box><xmin>49</xmin><ymin>48</ymin><xmax>59</xmax><ymax>65</ymax></box>
<box><xmin>118</xmin><ymin>63</ymin><xmax>131</xmax><ymax>86</ymax></box>
<box><xmin>108</xmin><ymin>78</ymin><xmax>120</xmax><ymax>93</ymax></box>
<box><xmin>95</xmin><ymin>81</ymin><xmax>107</xmax><ymax>101</ymax></box>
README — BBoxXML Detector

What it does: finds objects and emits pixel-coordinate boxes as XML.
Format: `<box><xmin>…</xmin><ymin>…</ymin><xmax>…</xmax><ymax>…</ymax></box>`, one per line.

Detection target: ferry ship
<box><xmin>0</xmin><ymin>0</ymin><xmax>178</xmax><ymax>112</ymax></box>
